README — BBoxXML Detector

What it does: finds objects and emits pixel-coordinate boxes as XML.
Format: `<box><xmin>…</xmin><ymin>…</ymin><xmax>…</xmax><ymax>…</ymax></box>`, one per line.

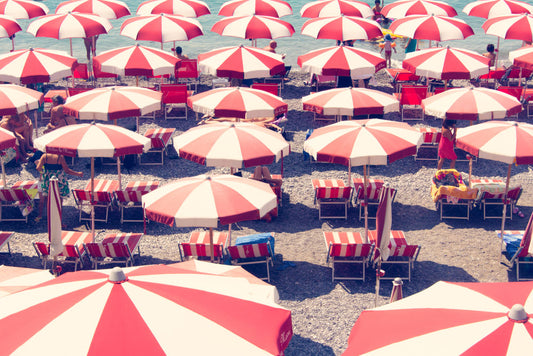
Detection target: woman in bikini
<box><xmin>43</xmin><ymin>95</ymin><xmax>77</xmax><ymax>134</ymax></box>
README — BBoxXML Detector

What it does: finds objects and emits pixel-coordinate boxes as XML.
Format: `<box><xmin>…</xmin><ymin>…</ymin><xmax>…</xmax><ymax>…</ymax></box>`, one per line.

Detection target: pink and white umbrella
<box><xmin>509</xmin><ymin>44</ymin><xmax>533</xmax><ymax>71</ymax></box>
<box><xmin>211</xmin><ymin>14</ymin><xmax>294</xmax><ymax>40</ymax></box>
<box><xmin>463</xmin><ymin>0</ymin><xmax>533</xmax><ymax>19</ymax></box>
<box><xmin>93</xmin><ymin>44</ymin><xmax>179</xmax><ymax>77</ymax></box>
<box><xmin>422</xmin><ymin>87</ymin><xmax>523</xmax><ymax>121</ymax></box>
<box><xmin>0</xmin><ymin>266</ymin><xmax>54</xmax><ymax>298</ymax></box>
<box><xmin>198</xmin><ymin>45</ymin><xmax>285</xmax><ymax>79</ymax></box>
<box><xmin>0</xmin><ymin>0</ymin><xmax>48</xmax><ymax>19</ymax></box>
<box><xmin>188</xmin><ymin>87</ymin><xmax>288</xmax><ymax>119</ymax></box>
<box><xmin>120</xmin><ymin>13</ymin><xmax>203</xmax><ymax>43</ymax></box>
<box><xmin>482</xmin><ymin>13</ymin><xmax>533</xmax><ymax>43</ymax></box>
<box><xmin>143</xmin><ymin>174</ymin><xmax>278</xmax><ymax>227</ymax></box>
<box><xmin>0</xmin><ymin>48</ymin><xmax>78</xmax><ymax>84</ymax></box>
<box><xmin>136</xmin><ymin>0</ymin><xmax>210</xmax><ymax>17</ymax></box>
<box><xmin>219</xmin><ymin>0</ymin><xmax>292</xmax><ymax>17</ymax></box>
<box><xmin>0</xmin><ymin>264</ymin><xmax>293</xmax><ymax>355</ymax></box>
<box><xmin>56</xmin><ymin>0</ymin><xmax>131</xmax><ymax>19</ymax></box>
<box><xmin>173</xmin><ymin>121</ymin><xmax>290</xmax><ymax>169</ymax></box>
<box><xmin>302</xmin><ymin>87</ymin><xmax>399</xmax><ymax>116</ymax></box>
<box><xmin>402</xmin><ymin>46</ymin><xmax>490</xmax><ymax>80</ymax></box>
<box><xmin>297</xmin><ymin>45</ymin><xmax>386</xmax><ymax>79</ymax></box>
<box><xmin>0</xmin><ymin>15</ymin><xmax>20</xmax><ymax>51</ymax></box>
<box><xmin>0</xmin><ymin>84</ymin><xmax>44</xmax><ymax>115</ymax></box>
<box><xmin>381</xmin><ymin>0</ymin><xmax>458</xmax><ymax>18</ymax></box>
<box><xmin>389</xmin><ymin>14</ymin><xmax>474</xmax><ymax>41</ymax></box>
<box><xmin>301</xmin><ymin>15</ymin><xmax>382</xmax><ymax>41</ymax></box>
<box><xmin>300</xmin><ymin>0</ymin><xmax>373</xmax><ymax>18</ymax></box>
<box><xmin>345</xmin><ymin>280</ymin><xmax>533</xmax><ymax>355</ymax></box>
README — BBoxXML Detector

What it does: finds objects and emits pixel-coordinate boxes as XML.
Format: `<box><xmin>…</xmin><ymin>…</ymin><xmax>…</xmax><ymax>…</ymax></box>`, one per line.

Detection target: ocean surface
<box><xmin>6</xmin><ymin>0</ymin><xmax>530</xmax><ymax>68</ymax></box>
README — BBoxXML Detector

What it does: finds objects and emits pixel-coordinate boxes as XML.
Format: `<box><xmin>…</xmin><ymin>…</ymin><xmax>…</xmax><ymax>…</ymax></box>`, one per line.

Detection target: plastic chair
<box><xmin>160</xmin><ymin>84</ymin><xmax>191</xmax><ymax>119</ymax></box>
<box><xmin>0</xmin><ymin>188</ymin><xmax>31</xmax><ymax>222</ymax></box>
<box><xmin>497</xmin><ymin>86</ymin><xmax>523</xmax><ymax>118</ymax></box>
<box><xmin>396</xmin><ymin>85</ymin><xmax>428</xmax><ymax>121</ymax></box>
<box><xmin>323</xmin><ymin>231</ymin><xmax>374</xmax><ymax>282</ymax></box>
<box><xmin>251</xmin><ymin>83</ymin><xmax>280</xmax><ymax>96</ymax></box>
<box><xmin>179</xmin><ymin>230</ymin><xmax>229</xmax><ymax>263</ymax></box>
<box><xmin>175</xmin><ymin>59</ymin><xmax>199</xmax><ymax>92</ymax></box>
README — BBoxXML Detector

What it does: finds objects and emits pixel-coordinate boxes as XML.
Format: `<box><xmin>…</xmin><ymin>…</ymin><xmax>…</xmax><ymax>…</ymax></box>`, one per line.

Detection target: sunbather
<box><xmin>252</xmin><ymin>166</ymin><xmax>282</xmax><ymax>187</ymax></box>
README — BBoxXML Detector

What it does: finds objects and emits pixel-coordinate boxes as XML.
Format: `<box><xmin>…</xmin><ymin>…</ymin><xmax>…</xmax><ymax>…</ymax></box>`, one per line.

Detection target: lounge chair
<box><xmin>323</xmin><ymin>231</ymin><xmax>374</xmax><ymax>282</ymax></box>
<box><xmin>85</xmin><ymin>232</ymin><xmax>143</xmax><ymax>269</ymax></box>
<box><xmin>0</xmin><ymin>231</ymin><xmax>14</xmax><ymax>256</ymax></box>
<box><xmin>33</xmin><ymin>231</ymin><xmax>93</xmax><ymax>271</ymax></box>
<box><xmin>500</xmin><ymin>213</ymin><xmax>533</xmax><ymax>281</ymax></box>
<box><xmin>227</xmin><ymin>238</ymin><xmax>274</xmax><ymax>282</ymax></box>
<box><xmin>72</xmin><ymin>189</ymin><xmax>114</xmax><ymax>223</ymax></box>
<box><xmin>352</xmin><ymin>178</ymin><xmax>396</xmax><ymax>221</ymax></box>
<box><xmin>431</xmin><ymin>169</ymin><xmax>478</xmax><ymax>220</ymax></box>
<box><xmin>312</xmin><ymin>179</ymin><xmax>352</xmax><ymax>220</ymax></box>
<box><xmin>0</xmin><ymin>188</ymin><xmax>32</xmax><ymax>222</ymax></box>
<box><xmin>179</xmin><ymin>230</ymin><xmax>229</xmax><ymax>263</ymax></box>
<box><xmin>394</xmin><ymin>85</ymin><xmax>428</xmax><ymax>121</ymax></box>
<box><xmin>471</xmin><ymin>179</ymin><xmax>522</xmax><ymax>220</ymax></box>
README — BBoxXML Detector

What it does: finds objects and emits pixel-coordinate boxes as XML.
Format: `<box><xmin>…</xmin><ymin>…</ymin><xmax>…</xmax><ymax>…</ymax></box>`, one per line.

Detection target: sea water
<box><xmin>6</xmin><ymin>0</ymin><xmax>528</xmax><ymax>68</ymax></box>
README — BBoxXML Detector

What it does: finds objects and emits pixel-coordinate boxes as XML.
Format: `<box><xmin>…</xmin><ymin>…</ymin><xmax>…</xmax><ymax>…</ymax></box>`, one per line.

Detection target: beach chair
<box><xmin>471</xmin><ymin>179</ymin><xmax>522</xmax><ymax>220</ymax></box>
<box><xmin>179</xmin><ymin>230</ymin><xmax>229</xmax><ymax>263</ymax></box>
<box><xmin>33</xmin><ymin>231</ymin><xmax>92</xmax><ymax>271</ymax></box>
<box><xmin>395</xmin><ymin>85</ymin><xmax>428</xmax><ymax>121</ymax></box>
<box><xmin>368</xmin><ymin>230</ymin><xmax>421</xmax><ymax>281</ymax></box>
<box><xmin>0</xmin><ymin>188</ymin><xmax>32</xmax><ymax>222</ymax></box>
<box><xmin>72</xmin><ymin>189</ymin><xmax>113</xmax><ymax>223</ymax></box>
<box><xmin>114</xmin><ymin>190</ymin><xmax>145</xmax><ymax>224</ymax></box>
<box><xmin>312</xmin><ymin>179</ymin><xmax>352</xmax><ymax>220</ymax></box>
<box><xmin>72</xmin><ymin>63</ymin><xmax>89</xmax><ymax>82</ymax></box>
<box><xmin>0</xmin><ymin>231</ymin><xmax>14</xmax><ymax>256</ymax></box>
<box><xmin>352</xmin><ymin>179</ymin><xmax>396</xmax><ymax>221</ymax></box>
<box><xmin>175</xmin><ymin>59</ymin><xmax>199</xmax><ymax>92</ymax></box>
<box><xmin>414</xmin><ymin>127</ymin><xmax>441</xmax><ymax>161</ymax></box>
<box><xmin>227</xmin><ymin>241</ymin><xmax>274</xmax><ymax>282</ymax></box>
<box><xmin>323</xmin><ymin>231</ymin><xmax>374</xmax><ymax>282</ymax></box>
<box><xmin>501</xmin><ymin>217</ymin><xmax>533</xmax><ymax>281</ymax></box>
<box><xmin>431</xmin><ymin>169</ymin><xmax>478</xmax><ymax>220</ymax></box>
<box><xmin>264</xmin><ymin>65</ymin><xmax>291</xmax><ymax>89</ymax></box>
<box><xmin>522</xmin><ymin>87</ymin><xmax>533</xmax><ymax>118</ymax></box>
<box><xmin>139</xmin><ymin>128</ymin><xmax>176</xmax><ymax>165</ymax></box>
<box><xmin>497</xmin><ymin>86</ymin><xmax>522</xmax><ymax>118</ymax></box>
<box><xmin>251</xmin><ymin>83</ymin><xmax>281</xmax><ymax>96</ymax></box>
<box><xmin>84</xmin><ymin>233</ymin><xmax>143</xmax><ymax>269</ymax></box>
<box><xmin>160</xmin><ymin>84</ymin><xmax>192</xmax><ymax>119</ymax></box>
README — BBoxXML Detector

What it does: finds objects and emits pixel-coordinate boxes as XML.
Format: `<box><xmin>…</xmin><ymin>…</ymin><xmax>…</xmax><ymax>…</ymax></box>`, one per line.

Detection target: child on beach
<box><xmin>437</xmin><ymin>119</ymin><xmax>457</xmax><ymax>170</ymax></box>
<box><xmin>380</xmin><ymin>34</ymin><xmax>396</xmax><ymax>68</ymax></box>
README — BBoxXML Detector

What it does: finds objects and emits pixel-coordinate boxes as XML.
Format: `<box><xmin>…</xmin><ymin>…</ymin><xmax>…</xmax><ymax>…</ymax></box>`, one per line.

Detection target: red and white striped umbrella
<box><xmin>0</xmin><ymin>84</ymin><xmax>44</xmax><ymax>115</ymax></box>
<box><xmin>198</xmin><ymin>45</ymin><xmax>285</xmax><ymax>79</ymax></box>
<box><xmin>0</xmin><ymin>264</ymin><xmax>292</xmax><ymax>355</ymax></box>
<box><xmin>0</xmin><ymin>0</ymin><xmax>49</xmax><ymax>19</ymax></box>
<box><xmin>302</xmin><ymin>88</ymin><xmax>399</xmax><ymax>116</ymax></box>
<box><xmin>188</xmin><ymin>87</ymin><xmax>288</xmax><ymax>119</ymax></box>
<box><xmin>381</xmin><ymin>0</ymin><xmax>458</xmax><ymax>18</ymax></box>
<box><xmin>300</xmin><ymin>0</ymin><xmax>373</xmax><ymax>18</ymax></box>
<box><xmin>26</xmin><ymin>11</ymin><xmax>112</xmax><ymax>39</ymax></box>
<box><xmin>173</xmin><ymin>121</ymin><xmax>290</xmax><ymax>168</ymax></box>
<box><xmin>0</xmin><ymin>266</ymin><xmax>55</xmax><ymax>298</ymax></box>
<box><xmin>402</xmin><ymin>46</ymin><xmax>490</xmax><ymax>80</ymax></box>
<box><xmin>136</xmin><ymin>0</ymin><xmax>211</xmax><ymax>17</ymax></box>
<box><xmin>0</xmin><ymin>48</ymin><xmax>78</xmax><ymax>84</ymax></box>
<box><xmin>120</xmin><ymin>13</ymin><xmax>203</xmax><ymax>43</ymax></box>
<box><xmin>56</xmin><ymin>0</ymin><xmax>131</xmax><ymax>19</ymax></box>
<box><xmin>0</xmin><ymin>14</ymin><xmax>20</xmax><ymax>37</ymax></box>
<box><xmin>93</xmin><ymin>44</ymin><xmax>179</xmax><ymax>77</ymax></box>
<box><xmin>509</xmin><ymin>44</ymin><xmax>533</xmax><ymax>71</ymax></box>
<box><xmin>422</xmin><ymin>87</ymin><xmax>523</xmax><ymax>121</ymax></box>
<box><xmin>62</xmin><ymin>86</ymin><xmax>162</xmax><ymax>121</ymax></box>
<box><xmin>219</xmin><ymin>0</ymin><xmax>293</xmax><ymax>17</ymax></box>
<box><xmin>463</xmin><ymin>0</ymin><xmax>533</xmax><ymax>19</ymax></box>
<box><xmin>389</xmin><ymin>14</ymin><xmax>474</xmax><ymax>41</ymax></box>
<box><xmin>297</xmin><ymin>45</ymin><xmax>386</xmax><ymax>79</ymax></box>
<box><xmin>301</xmin><ymin>15</ymin><xmax>382</xmax><ymax>41</ymax></box>
<box><xmin>345</xmin><ymin>281</ymin><xmax>533</xmax><ymax>355</ymax></box>
<box><xmin>211</xmin><ymin>14</ymin><xmax>294</xmax><ymax>40</ymax></box>
<box><xmin>0</xmin><ymin>127</ymin><xmax>15</xmax><ymax>151</ymax></box>
<box><xmin>482</xmin><ymin>13</ymin><xmax>533</xmax><ymax>43</ymax></box>
<box><xmin>143</xmin><ymin>174</ymin><xmax>278</xmax><ymax>227</ymax></box>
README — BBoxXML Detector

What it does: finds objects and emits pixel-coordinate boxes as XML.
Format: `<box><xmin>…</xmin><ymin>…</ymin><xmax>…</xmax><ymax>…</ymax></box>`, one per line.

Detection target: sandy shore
<box><xmin>2</xmin><ymin>70</ymin><xmax>532</xmax><ymax>355</ymax></box>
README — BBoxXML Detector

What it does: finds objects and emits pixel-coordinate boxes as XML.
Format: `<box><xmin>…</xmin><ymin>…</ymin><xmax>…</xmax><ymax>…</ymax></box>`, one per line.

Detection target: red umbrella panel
<box><xmin>389</xmin><ymin>14</ymin><xmax>474</xmax><ymax>41</ymax></box>
<box><xmin>136</xmin><ymin>0</ymin><xmax>211</xmax><ymax>17</ymax></box>
<box><xmin>211</xmin><ymin>14</ymin><xmax>295</xmax><ymax>40</ymax></box>
<box><xmin>0</xmin><ymin>84</ymin><xmax>44</xmax><ymax>115</ymax></box>
<box><xmin>463</xmin><ymin>0</ymin><xmax>533</xmax><ymax>19</ymax></box>
<box><xmin>0</xmin><ymin>0</ymin><xmax>49</xmax><ymax>19</ymax></box>
<box><xmin>300</xmin><ymin>0</ymin><xmax>373</xmax><ymax>18</ymax></box>
<box><xmin>219</xmin><ymin>0</ymin><xmax>293</xmax><ymax>17</ymax></box>
<box><xmin>482</xmin><ymin>13</ymin><xmax>533</xmax><ymax>43</ymax></box>
<box><xmin>26</xmin><ymin>11</ymin><xmax>112</xmax><ymax>39</ymax></box>
<box><xmin>55</xmin><ymin>0</ymin><xmax>131</xmax><ymax>19</ymax></box>
<box><xmin>509</xmin><ymin>44</ymin><xmax>533</xmax><ymax>71</ymax></box>
<box><xmin>381</xmin><ymin>0</ymin><xmax>458</xmax><ymax>18</ymax></box>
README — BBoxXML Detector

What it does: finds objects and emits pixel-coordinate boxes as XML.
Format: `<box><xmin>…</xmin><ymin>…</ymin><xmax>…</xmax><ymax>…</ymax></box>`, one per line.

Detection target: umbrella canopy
<box><xmin>136</xmin><ymin>0</ymin><xmax>211</xmax><ymax>17</ymax></box>
<box><xmin>381</xmin><ymin>0</ymin><xmax>458</xmax><ymax>18</ymax></box>
<box><xmin>0</xmin><ymin>48</ymin><xmax>78</xmax><ymax>84</ymax></box>
<box><xmin>463</xmin><ymin>0</ymin><xmax>533</xmax><ymax>19</ymax></box>
<box><xmin>143</xmin><ymin>174</ymin><xmax>278</xmax><ymax>227</ymax></box>
<box><xmin>26</xmin><ymin>11</ymin><xmax>112</xmax><ymax>40</ymax></box>
<box><xmin>173</xmin><ymin>121</ymin><xmax>290</xmax><ymax>168</ymax></box>
<box><xmin>302</xmin><ymin>87</ymin><xmax>399</xmax><ymax>116</ymax></box>
<box><xmin>187</xmin><ymin>87</ymin><xmax>288</xmax><ymax>119</ymax></box>
<box><xmin>211</xmin><ymin>14</ymin><xmax>295</xmax><ymax>40</ymax></box>
<box><xmin>93</xmin><ymin>44</ymin><xmax>179</xmax><ymax>77</ymax></box>
<box><xmin>48</xmin><ymin>178</ymin><xmax>63</xmax><ymax>258</ymax></box>
<box><xmin>198</xmin><ymin>45</ymin><xmax>285</xmax><ymax>79</ymax></box>
<box><xmin>120</xmin><ymin>13</ymin><xmax>203</xmax><ymax>43</ymax></box>
<box><xmin>344</xmin><ymin>280</ymin><xmax>533</xmax><ymax>355</ymax></box>
<box><xmin>0</xmin><ymin>0</ymin><xmax>48</xmax><ymax>19</ymax></box>
<box><xmin>402</xmin><ymin>46</ymin><xmax>490</xmax><ymax>80</ymax></box>
<box><xmin>297</xmin><ymin>45</ymin><xmax>386</xmax><ymax>79</ymax></box>
<box><xmin>509</xmin><ymin>44</ymin><xmax>533</xmax><ymax>71</ymax></box>
<box><xmin>422</xmin><ymin>87</ymin><xmax>523</xmax><ymax>121</ymax></box>
<box><xmin>219</xmin><ymin>0</ymin><xmax>292</xmax><ymax>17</ymax></box>
<box><xmin>301</xmin><ymin>15</ymin><xmax>382</xmax><ymax>41</ymax></box>
<box><xmin>0</xmin><ymin>265</ymin><xmax>54</xmax><ymax>298</ymax></box>
<box><xmin>482</xmin><ymin>13</ymin><xmax>533</xmax><ymax>43</ymax></box>
<box><xmin>389</xmin><ymin>14</ymin><xmax>474</xmax><ymax>41</ymax></box>
<box><xmin>300</xmin><ymin>0</ymin><xmax>373</xmax><ymax>18</ymax></box>
<box><xmin>62</xmin><ymin>86</ymin><xmax>162</xmax><ymax>121</ymax></box>
<box><xmin>0</xmin><ymin>14</ymin><xmax>20</xmax><ymax>37</ymax></box>
<box><xmin>56</xmin><ymin>0</ymin><xmax>131</xmax><ymax>19</ymax></box>
<box><xmin>0</xmin><ymin>264</ymin><xmax>293</xmax><ymax>355</ymax></box>
<box><xmin>0</xmin><ymin>84</ymin><xmax>44</xmax><ymax>115</ymax></box>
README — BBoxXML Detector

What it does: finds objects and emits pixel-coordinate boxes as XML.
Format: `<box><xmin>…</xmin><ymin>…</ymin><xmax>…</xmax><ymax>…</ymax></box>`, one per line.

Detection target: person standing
<box><xmin>483</xmin><ymin>43</ymin><xmax>496</xmax><ymax>68</ymax></box>
<box><xmin>380</xmin><ymin>34</ymin><xmax>396</xmax><ymax>68</ymax></box>
<box><xmin>437</xmin><ymin>119</ymin><xmax>457</xmax><ymax>170</ymax></box>
<box><xmin>84</xmin><ymin>35</ymin><xmax>99</xmax><ymax>61</ymax></box>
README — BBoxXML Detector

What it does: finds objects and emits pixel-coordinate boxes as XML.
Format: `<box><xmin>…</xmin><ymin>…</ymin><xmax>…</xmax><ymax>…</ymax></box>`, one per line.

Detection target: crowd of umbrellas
<box><xmin>1</xmin><ymin>0</ymin><xmax>533</xmax><ymax>354</ymax></box>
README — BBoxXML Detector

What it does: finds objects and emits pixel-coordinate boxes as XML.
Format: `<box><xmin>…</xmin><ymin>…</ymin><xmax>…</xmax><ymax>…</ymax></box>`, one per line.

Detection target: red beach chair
<box><xmin>323</xmin><ymin>231</ymin><xmax>374</xmax><ymax>282</ymax></box>
<box><xmin>227</xmin><ymin>242</ymin><xmax>274</xmax><ymax>282</ymax></box>
<box><xmin>85</xmin><ymin>233</ymin><xmax>143</xmax><ymax>269</ymax></box>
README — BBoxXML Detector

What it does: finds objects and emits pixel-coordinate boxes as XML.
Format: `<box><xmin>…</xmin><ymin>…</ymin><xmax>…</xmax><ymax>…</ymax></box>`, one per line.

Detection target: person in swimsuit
<box><xmin>372</xmin><ymin>0</ymin><xmax>382</xmax><ymax>21</ymax></box>
<box><xmin>0</xmin><ymin>113</ymin><xmax>34</xmax><ymax>162</ymax></box>
<box><xmin>43</xmin><ymin>95</ymin><xmax>77</xmax><ymax>134</ymax></box>
<box><xmin>35</xmin><ymin>153</ymin><xmax>83</xmax><ymax>222</ymax></box>
<box><xmin>437</xmin><ymin>119</ymin><xmax>457</xmax><ymax>170</ymax></box>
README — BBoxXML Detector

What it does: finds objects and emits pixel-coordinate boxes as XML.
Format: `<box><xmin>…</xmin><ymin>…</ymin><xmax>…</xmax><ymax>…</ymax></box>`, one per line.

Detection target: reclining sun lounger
<box><xmin>499</xmin><ymin>214</ymin><xmax>533</xmax><ymax>281</ymax></box>
<box><xmin>431</xmin><ymin>169</ymin><xmax>478</xmax><ymax>220</ymax></box>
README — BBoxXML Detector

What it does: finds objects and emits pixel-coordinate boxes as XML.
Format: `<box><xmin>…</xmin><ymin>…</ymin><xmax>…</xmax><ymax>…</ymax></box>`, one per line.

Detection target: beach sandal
<box><xmin>513</xmin><ymin>207</ymin><xmax>525</xmax><ymax>218</ymax></box>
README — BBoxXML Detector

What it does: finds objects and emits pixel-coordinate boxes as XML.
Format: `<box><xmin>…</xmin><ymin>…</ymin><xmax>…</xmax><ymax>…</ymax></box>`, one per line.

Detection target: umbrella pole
<box><xmin>209</xmin><ymin>227</ymin><xmax>214</xmax><ymax>262</ymax></box>
<box><xmin>500</xmin><ymin>164</ymin><xmax>512</xmax><ymax>258</ymax></box>
<box><xmin>495</xmin><ymin>37</ymin><xmax>500</xmax><ymax>68</ymax></box>
<box><xmin>117</xmin><ymin>157</ymin><xmax>122</xmax><ymax>190</ymax></box>
<box><xmin>91</xmin><ymin>157</ymin><xmax>95</xmax><ymax>241</ymax></box>
<box><xmin>136</xmin><ymin>76</ymin><xmax>139</xmax><ymax>87</ymax></box>
<box><xmin>364</xmin><ymin>164</ymin><xmax>369</xmax><ymax>244</ymax></box>
<box><xmin>468</xmin><ymin>155</ymin><xmax>472</xmax><ymax>189</ymax></box>
<box><xmin>281</xmin><ymin>151</ymin><xmax>284</xmax><ymax>177</ymax></box>
<box><xmin>69</xmin><ymin>38</ymin><xmax>73</xmax><ymax>57</ymax></box>
<box><xmin>375</xmin><ymin>258</ymin><xmax>382</xmax><ymax>307</ymax></box>
<box><xmin>11</xmin><ymin>37</ymin><xmax>14</xmax><ymax>52</ymax></box>
<box><xmin>1</xmin><ymin>159</ymin><xmax>6</xmax><ymax>187</ymax></box>
<box><xmin>228</xmin><ymin>223</ymin><xmax>232</xmax><ymax>246</ymax></box>
<box><xmin>136</xmin><ymin>117</ymin><xmax>139</xmax><ymax>133</ymax></box>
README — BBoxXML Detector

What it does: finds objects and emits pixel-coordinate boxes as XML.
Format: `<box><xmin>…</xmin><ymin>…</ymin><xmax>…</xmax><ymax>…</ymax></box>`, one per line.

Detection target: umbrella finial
<box><xmin>108</xmin><ymin>267</ymin><xmax>128</xmax><ymax>284</ymax></box>
<box><xmin>508</xmin><ymin>304</ymin><xmax>529</xmax><ymax>322</ymax></box>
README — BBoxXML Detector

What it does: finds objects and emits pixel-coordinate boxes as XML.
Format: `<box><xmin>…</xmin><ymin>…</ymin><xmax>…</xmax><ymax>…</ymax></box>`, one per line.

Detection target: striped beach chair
<box><xmin>0</xmin><ymin>188</ymin><xmax>32</xmax><ymax>222</ymax></box>
<box><xmin>471</xmin><ymin>179</ymin><xmax>522</xmax><ymax>220</ymax></box>
<box><xmin>33</xmin><ymin>231</ymin><xmax>93</xmax><ymax>271</ymax></box>
<box><xmin>323</xmin><ymin>231</ymin><xmax>374</xmax><ymax>282</ymax></box>
<box><xmin>352</xmin><ymin>178</ymin><xmax>396</xmax><ymax>221</ymax></box>
<box><xmin>312</xmin><ymin>179</ymin><xmax>353</xmax><ymax>220</ymax></box>
<box><xmin>72</xmin><ymin>189</ymin><xmax>114</xmax><ymax>223</ymax></box>
<box><xmin>0</xmin><ymin>231</ymin><xmax>14</xmax><ymax>256</ymax></box>
<box><xmin>179</xmin><ymin>230</ymin><xmax>229</xmax><ymax>263</ymax></box>
<box><xmin>85</xmin><ymin>233</ymin><xmax>143</xmax><ymax>269</ymax></box>
<box><xmin>414</xmin><ymin>127</ymin><xmax>441</xmax><ymax>161</ymax></box>
<box><xmin>227</xmin><ymin>242</ymin><xmax>274</xmax><ymax>282</ymax></box>
<box><xmin>140</xmin><ymin>128</ymin><xmax>176</xmax><ymax>165</ymax></box>
<box><xmin>115</xmin><ymin>181</ymin><xmax>159</xmax><ymax>224</ymax></box>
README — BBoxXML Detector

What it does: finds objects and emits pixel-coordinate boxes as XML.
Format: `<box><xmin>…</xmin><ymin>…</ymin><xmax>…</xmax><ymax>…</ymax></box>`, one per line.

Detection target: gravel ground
<box><xmin>2</xmin><ymin>71</ymin><xmax>532</xmax><ymax>355</ymax></box>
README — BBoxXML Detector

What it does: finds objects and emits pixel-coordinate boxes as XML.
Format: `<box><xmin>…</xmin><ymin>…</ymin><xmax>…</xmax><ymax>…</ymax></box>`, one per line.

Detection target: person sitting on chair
<box><xmin>44</xmin><ymin>95</ymin><xmax>77</xmax><ymax>134</ymax></box>
<box><xmin>252</xmin><ymin>166</ymin><xmax>282</xmax><ymax>186</ymax></box>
